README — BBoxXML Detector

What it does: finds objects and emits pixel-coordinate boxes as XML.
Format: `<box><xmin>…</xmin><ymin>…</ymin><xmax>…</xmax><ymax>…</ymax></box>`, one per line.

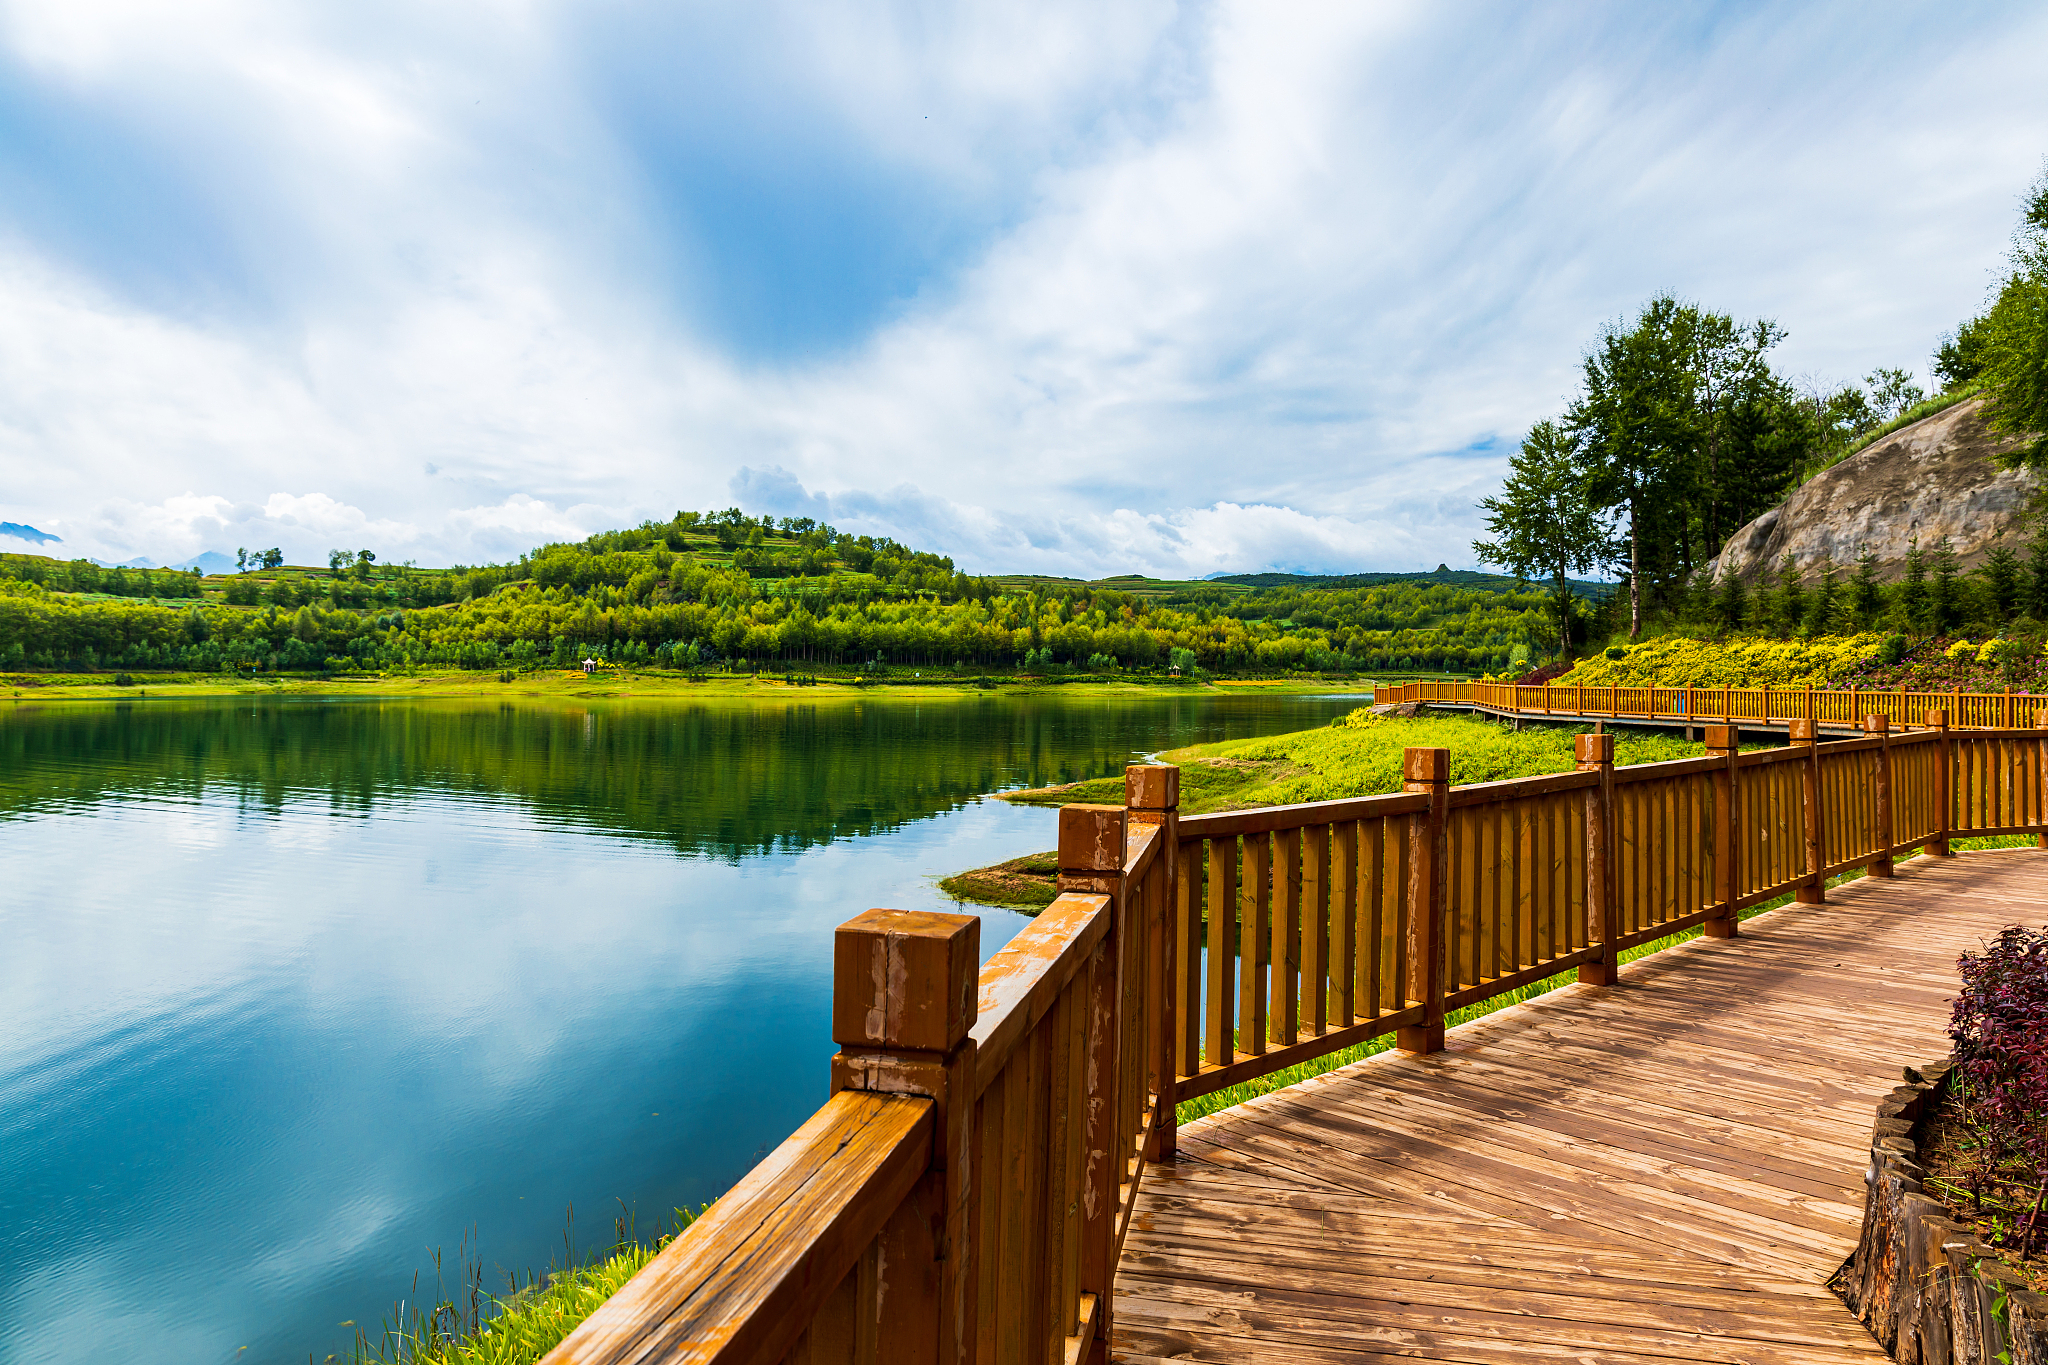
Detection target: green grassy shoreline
<box><xmin>2</xmin><ymin>666</ymin><xmax>1397</xmax><ymax>704</ymax></box>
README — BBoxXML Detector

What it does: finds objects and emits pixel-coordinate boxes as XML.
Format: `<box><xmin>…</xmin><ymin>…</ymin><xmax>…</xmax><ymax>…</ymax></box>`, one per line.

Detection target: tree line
<box><xmin>0</xmin><ymin>509</ymin><xmax>1564</xmax><ymax>678</ymax></box>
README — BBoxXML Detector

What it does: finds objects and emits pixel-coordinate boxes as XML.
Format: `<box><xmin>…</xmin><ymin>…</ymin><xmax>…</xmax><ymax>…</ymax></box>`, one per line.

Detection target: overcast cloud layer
<box><xmin>2</xmin><ymin>1</ymin><xmax>2045</xmax><ymax>576</ymax></box>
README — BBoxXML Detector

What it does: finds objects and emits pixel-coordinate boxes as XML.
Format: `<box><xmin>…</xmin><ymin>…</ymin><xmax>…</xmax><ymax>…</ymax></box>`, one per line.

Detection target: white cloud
<box><xmin>0</xmin><ymin>1</ymin><xmax>2043</xmax><ymax>576</ymax></box>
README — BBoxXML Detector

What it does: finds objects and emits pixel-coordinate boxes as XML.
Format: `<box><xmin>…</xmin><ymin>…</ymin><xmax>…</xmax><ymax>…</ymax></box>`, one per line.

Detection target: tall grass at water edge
<box><xmin>334</xmin><ymin>1203</ymin><xmax>708</xmax><ymax>1365</ymax></box>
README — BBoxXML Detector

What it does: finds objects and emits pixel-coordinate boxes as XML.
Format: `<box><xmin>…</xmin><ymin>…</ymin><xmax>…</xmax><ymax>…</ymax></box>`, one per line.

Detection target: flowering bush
<box><xmin>1843</xmin><ymin>635</ymin><xmax>2048</xmax><ymax>694</ymax></box>
<box><xmin>1557</xmin><ymin>634</ymin><xmax>1885</xmax><ymax>689</ymax></box>
<box><xmin>1945</xmin><ymin>925</ymin><xmax>2048</xmax><ymax>1259</ymax></box>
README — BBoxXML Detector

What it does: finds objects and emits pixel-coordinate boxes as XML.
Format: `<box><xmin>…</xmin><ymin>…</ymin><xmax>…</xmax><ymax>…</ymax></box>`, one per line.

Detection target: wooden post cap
<box><xmin>832</xmin><ymin>908</ymin><xmax>979</xmax><ymax>1052</ymax></box>
<box><xmin>1863</xmin><ymin>714</ymin><xmax>1891</xmax><ymax>734</ymax></box>
<box><xmin>1703</xmin><ymin>724</ymin><xmax>1739</xmax><ymax>751</ymax></box>
<box><xmin>1401</xmin><ymin>747</ymin><xmax>1450</xmax><ymax>783</ymax></box>
<box><xmin>1125</xmin><ymin>764</ymin><xmax>1180</xmax><ymax>811</ymax></box>
<box><xmin>1573</xmin><ymin>733</ymin><xmax>1615</xmax><ymax>765</ymax></box>
<box><xmin>1058</xmin><ymin>803</ymin><xmax>1127</xmax><ymax>874</ymax></box>
<box><xmin>1789</xmin><ymin>718</ymin><xmax>1818</xmax><ymax>743</ymax></box>
<box><xmin>1926</xmin><ymin>708</ymin><xmax>1949</xmax><ymax>730</ymax></box>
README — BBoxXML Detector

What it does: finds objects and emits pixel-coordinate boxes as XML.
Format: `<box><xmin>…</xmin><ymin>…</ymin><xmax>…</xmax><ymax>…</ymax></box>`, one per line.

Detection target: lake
<box><xmin>0</xmin><ymin>688</ymin><xmax>1362</xmax><ymax>1363</ymax></box>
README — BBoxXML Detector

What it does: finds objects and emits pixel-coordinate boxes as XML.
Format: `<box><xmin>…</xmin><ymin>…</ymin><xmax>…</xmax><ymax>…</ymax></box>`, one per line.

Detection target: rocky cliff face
<box><xmin>1709</xmin><ymin>398</ymin><xmax>2037</xmax><ymax>583</ymax></box>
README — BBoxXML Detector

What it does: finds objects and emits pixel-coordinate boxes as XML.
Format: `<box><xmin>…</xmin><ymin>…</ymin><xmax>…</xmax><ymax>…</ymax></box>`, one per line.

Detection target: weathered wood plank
<box><xmin>1112</xmin><ymin>851</ymin><xmax>2037</xmax><ymax>1365</ymax></box>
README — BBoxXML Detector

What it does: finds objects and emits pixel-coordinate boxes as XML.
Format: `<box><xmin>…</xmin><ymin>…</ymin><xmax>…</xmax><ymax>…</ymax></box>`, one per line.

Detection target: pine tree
<box><xmin>1802</xmin><ymin>560</ymin><xmax>1838</xmax><ymax>636</ymax></box>
<box><xmin>1851</xmin><ymin>550</ymin><xmax>1885</xmax><ymax>630</ymax></box>
<box><xmin>1714</xmin><ymin>570</ymin><xmax>1748</xmax><ymax>633</ymax></box>
<box><xmin>1928</xmin><ymin>538</ymin><xmax>1962</xmax><ymax>634</ymax></box>
<box><xmin>1776</xmin><ymin>556</ymin><xmax>1805</xmax><ymax>637</ymax></box>
<box><xmin>2030</xmin><ymin>526</ymin><xmax>2048</xmax><ymax>621</ymax></box>
<box><xmin>1982</xmin><ymin>542</ymin><xmax>2023</xmax><ymax>625</ymax></box>
<box><xmin>1896</xmin><ymin>542</ymin><xmax>1930</xmax><ymax>634</ymax></box>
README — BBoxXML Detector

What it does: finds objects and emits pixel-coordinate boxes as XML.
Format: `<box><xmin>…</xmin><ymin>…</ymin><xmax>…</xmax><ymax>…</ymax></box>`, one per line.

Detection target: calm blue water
<box><xmin>0</xmin><ymin>689</ymin><xmax>1361</xmax><ymax>1364</ymax></box>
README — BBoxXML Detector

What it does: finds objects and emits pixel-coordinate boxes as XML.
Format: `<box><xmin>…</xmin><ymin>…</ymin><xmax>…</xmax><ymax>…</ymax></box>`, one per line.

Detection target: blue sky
<box><xmin>0</xmin><ymin>1</ymin><xmax>2044</xmax><ymax>576</ymax></box>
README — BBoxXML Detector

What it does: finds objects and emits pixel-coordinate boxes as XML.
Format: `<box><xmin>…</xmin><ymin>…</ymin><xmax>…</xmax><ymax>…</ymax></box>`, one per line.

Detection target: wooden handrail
<box><xmin>540</xmin><ymin>1090</ymin><xmax>934</xmax><ymax>1365</ymax></box>
<box><xmin>1375</xmin><ymin>679</ymin><xmax>2048</xmax><ymax>729</ymax></box>
<box><xmin>546</xmin><ymin>714</ymin><xmax>2048</xmax><ymax>1363</ymax></box>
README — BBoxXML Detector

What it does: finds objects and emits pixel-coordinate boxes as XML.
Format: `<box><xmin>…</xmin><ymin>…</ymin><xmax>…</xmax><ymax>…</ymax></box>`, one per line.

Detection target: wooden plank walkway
<box><xmin>1114</xmin><ymin>849</ymin><xmax>2048</xmax><ymax>1365</ymax></box>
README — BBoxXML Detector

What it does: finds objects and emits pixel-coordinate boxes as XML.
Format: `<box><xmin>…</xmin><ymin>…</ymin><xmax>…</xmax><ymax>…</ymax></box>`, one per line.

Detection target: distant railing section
<box><xmin>541</xmin><ymin>705</ymin><xmax>2048</xmax><ymax>1365</ymax></box>
<box><xmin>1377</xmin><ymin>679</ymin><xmax>2048</xmax><ymax>730</ymax></box>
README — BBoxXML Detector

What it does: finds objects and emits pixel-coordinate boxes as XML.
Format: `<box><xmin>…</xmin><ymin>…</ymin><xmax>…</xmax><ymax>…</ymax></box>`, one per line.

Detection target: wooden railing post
<box><xmin>1575</xmin><ymin>733</ymin><xmax>1618</xmax><ymax>984</ymax></box>
<box><xmin>1929</xmin><ymin>708</ymin><xmax>1954</xmax><ymax>856</ymax></box>
<box><xmin>1865</xmin><ymin>714</ymin><xmax>1894</xmax><ymax>877</ymax></box>
<box><xmin>1125</xmin><ymin>765</ymin><xmax>1179</xmax><ymax>1160</ymax></box>
<box><xmin>1704</xmin><ymin>725</ymin><xmax>1738</xmax><ymax>937</ymax></box>
<box><xmin>1790</xmin><ymin>719</ymin><xmax>1824</xmax><ymax>903</ymax></box>
<box><xmin>831</xmin><ymin>908</ymin><xmax>982</xmax><ymax>1365</ymax></box>
<box><xmin>2037</xmin><ymin>708</ymin><xmax>2048</xmax><ymax>851</ymax></box>
<box><xmin>1058</xmin><ymin>803</ymin><xmax>1126</xmax><ymax>1365</ymax></box>
<box><xmin>1397</xmin><ymin>747</ymin><xmax>1448</xmax><ymax>1054</ymax></box>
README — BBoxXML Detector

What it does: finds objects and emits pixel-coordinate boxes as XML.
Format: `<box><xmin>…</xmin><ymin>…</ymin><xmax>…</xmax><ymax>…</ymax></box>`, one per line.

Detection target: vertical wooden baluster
<box><xmin>830</xmin><ymin>907</ymin><xmax>981</xmax><ymax>1365</ymax></box>
<box><xmin>1239</xmin><ymin>831</ymin><xmax>1270</xmax><ymax>1058</ymax></box>
<box><xmin>1273</xmin><ymin>827</ymin><xmax>1301</xmax><ymax>1047</ymax></box>
<box><xmin>1930</xmin><ymin>708</ymin><xmax>1953</xmax><ymax>857</ymax></box>
<box><xmin>1398</xmin><ymin>748</ymin><xmax>1449</xmax><ymax>1053</ymax></box>
<box><xmin>1332</xmin><ymin>820</ymin><xmax>1356</xmax><ymax>1026</ymax></box>
<box><xmin>1516</xmin><ymin>797</ymin><xmax>1534</xmax><ymax>973</ymax></box>
<box><xmin>1576</xmin><ymin>733</ymin><xmax>1617</xmax><ymax>985</ymax></box>
<box><xmin>2036</xmin><ymin>708</ymin><xmax>2048</xmax><ymax>850</ymax></box>
<box><xmin>1125</xmin><ymin>765</ymin><xmax>1179</xmax><ymax>1161</ymax></box>
<box><xmin>1175</xmin><ymin>840</ymin><xmax>1200</xmax><ymax>1098</ymax></box>
<box><xmin>1865</xmin><ymin>714</ymin><xmax>1894</xmax><ymax>877</ymax></box>
<box><xmin>1303</xmin><ymin>823</ymin><xmax>1330</xmax><ymax>1036</ymax></box>
<box><xmin>1363</xmin><ymin>818</ymin><xmax>1388</xmax><ymax>1017</ymax></box>
<box><xmin>1205</xmin><ymin>838</ymin><xmax>1234</xmax><ymax>1066</ymax></box>
<box><xmin>1790</xmin><ymin>719</ymin><xmax>1824</xmax><ymax>902</ymax></box>
<box><xmin>1705</xmin><ymin>724</ymin><xmax>1738</xmax><ymax>936</ymax></box>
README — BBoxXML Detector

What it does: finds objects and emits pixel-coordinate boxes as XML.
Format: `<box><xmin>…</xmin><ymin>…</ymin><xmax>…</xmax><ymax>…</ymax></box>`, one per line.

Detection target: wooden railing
<box><xmin>542</xmin><ymin>708</ymin><xmax>2048</xmax><ymax>1365</ymax></box>
<box><xmin>1377</xmin><ymin>679</ymin><xmax>2048</xmax><ymax>729</ymax></box>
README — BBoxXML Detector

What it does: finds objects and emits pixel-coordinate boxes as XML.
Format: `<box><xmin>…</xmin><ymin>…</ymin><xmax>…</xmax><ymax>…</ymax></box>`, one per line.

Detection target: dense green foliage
<box><xmin>0</xmin><ymin>553</ymin><xmax>203</xmax><ymax>597</ymax></box>
<box><xmin>0</xmin><ymin>509</ymin><xmax>1568</xmax><ymax>677</ymax></box>
<box><xmin>1474</xmin><ymin>294</ymin><xmax>1938</xmax><ymax>642</ymax></box>
<box><xmin>1474</xmin><ymin>419</ymin><xmax>1613</xmax><ymax>659</ymax></box>
<box><xmin>1975</xmin><ymin>167</ymin><xmax>2048</xmax><ymax>466</ymax></box>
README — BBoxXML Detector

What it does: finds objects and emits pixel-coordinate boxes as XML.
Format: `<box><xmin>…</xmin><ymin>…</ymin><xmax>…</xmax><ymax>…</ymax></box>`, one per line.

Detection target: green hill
<box><xmin>0</xmin><ymin>510</ymin><xmax>1564</xmax><ymax>679</ymax></box>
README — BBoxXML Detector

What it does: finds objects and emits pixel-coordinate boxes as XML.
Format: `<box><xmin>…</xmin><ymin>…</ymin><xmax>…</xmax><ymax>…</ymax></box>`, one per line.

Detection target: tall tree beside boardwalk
<box><xmin>1566</xmin><ymin>295</ymin><xmax>1798</xmax><ymax>637</ymax></box>
<box><xmin>1473</xmin><ymin>420</ymin><xmax>1613</xmax><ymax>660</ymax></box>
<box><xmin>1570</xmin><ymin>295</ymin><xmax>1702</xmax><ymax>638</ymax></box>
<box><xmin>1984</xmin><ymin>166</ymin><xmax>2048</xmax><ymax>467</ymax></box>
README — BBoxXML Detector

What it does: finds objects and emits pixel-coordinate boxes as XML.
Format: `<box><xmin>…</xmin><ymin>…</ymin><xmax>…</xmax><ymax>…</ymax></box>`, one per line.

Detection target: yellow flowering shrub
<box><xmin>1975</xmin><ymin>639</ymin><xmax>2003</xmax><ymax>664</ymax></box>
<box><xmin>1948</xmin><ymin>639</ymin><xmax>1979</xmax><ymax>661</ymax></box>
<box><xmin>1556</xmin><ymin>634</ymin><xmax>1885</xmax><ymax>688</ymax></box>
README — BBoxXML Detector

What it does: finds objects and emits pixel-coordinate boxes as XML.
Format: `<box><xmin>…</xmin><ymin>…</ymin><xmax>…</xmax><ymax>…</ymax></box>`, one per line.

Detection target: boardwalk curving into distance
<box><xmin>1113</xmin><ymin>850</ymin><xmax>2047</xmax><ymax>1365</ymax></box>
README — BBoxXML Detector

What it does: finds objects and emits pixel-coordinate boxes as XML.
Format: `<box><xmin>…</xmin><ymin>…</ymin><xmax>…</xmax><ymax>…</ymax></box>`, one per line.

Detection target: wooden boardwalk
<box><xmin>1114</xmin><ymin>849</ymin><xmax>2048</xmax><ymax>1365</ymax></box>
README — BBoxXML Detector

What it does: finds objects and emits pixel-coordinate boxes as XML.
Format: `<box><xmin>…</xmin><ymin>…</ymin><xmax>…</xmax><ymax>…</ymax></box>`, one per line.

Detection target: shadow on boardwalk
<box><xmin>1115</xmin><ymin>850</ymin><xmax>2046</xmax><ymax>1365</ymax></box>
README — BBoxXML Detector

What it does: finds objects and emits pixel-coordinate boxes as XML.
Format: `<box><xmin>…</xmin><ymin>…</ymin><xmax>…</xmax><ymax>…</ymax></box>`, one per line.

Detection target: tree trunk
<box><xmin>1553</xmin><ymin>568</ymin><xmax>1571</xmax><ymax>660</ymax></box>
<box><xmin>1629</xmin><ymin>506</ymin><xmax>1642</xmax><ymax>639</ymax></box>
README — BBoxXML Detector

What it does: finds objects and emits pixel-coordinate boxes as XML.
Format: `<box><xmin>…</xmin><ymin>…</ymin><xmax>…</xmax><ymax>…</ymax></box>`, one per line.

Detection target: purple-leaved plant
<box><xmin>1948</xmin><ymin>924</ymin><xmax>2048</xmax><ymax>1258</ymax></box>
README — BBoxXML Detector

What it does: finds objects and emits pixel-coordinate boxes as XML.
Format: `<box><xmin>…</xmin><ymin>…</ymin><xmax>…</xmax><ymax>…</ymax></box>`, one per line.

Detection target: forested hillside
<box><xmin>0</xmin><ymin>509</ymin><xmax>1559</xmax><ymax>679</ymax></box>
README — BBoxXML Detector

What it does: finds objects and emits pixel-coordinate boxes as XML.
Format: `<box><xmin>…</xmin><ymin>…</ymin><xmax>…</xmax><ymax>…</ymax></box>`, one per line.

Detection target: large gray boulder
<box><xmin>1709</xmin><ymin>397</ymin><xmax>2037</xmax><ymax>583</ymax></box>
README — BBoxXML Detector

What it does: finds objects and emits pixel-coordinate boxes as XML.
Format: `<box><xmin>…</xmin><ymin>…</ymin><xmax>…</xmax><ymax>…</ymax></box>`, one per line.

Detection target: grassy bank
<box><xmin>1</xmin><ymin>666</ymin><xmax>1395</xmax><ymax>704</ymax></box>
<box><xmin>942</xmin><ymin>711</ymin><xmax>1696</xmax><ymax>911</ymax></box>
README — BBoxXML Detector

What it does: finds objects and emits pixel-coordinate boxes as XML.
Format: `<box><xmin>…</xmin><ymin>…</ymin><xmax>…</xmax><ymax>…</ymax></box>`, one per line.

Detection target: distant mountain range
<box><xmin>0</xmin><ymin>521</ymin><xmax>59</xmax><ymax>545</ymax></box>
